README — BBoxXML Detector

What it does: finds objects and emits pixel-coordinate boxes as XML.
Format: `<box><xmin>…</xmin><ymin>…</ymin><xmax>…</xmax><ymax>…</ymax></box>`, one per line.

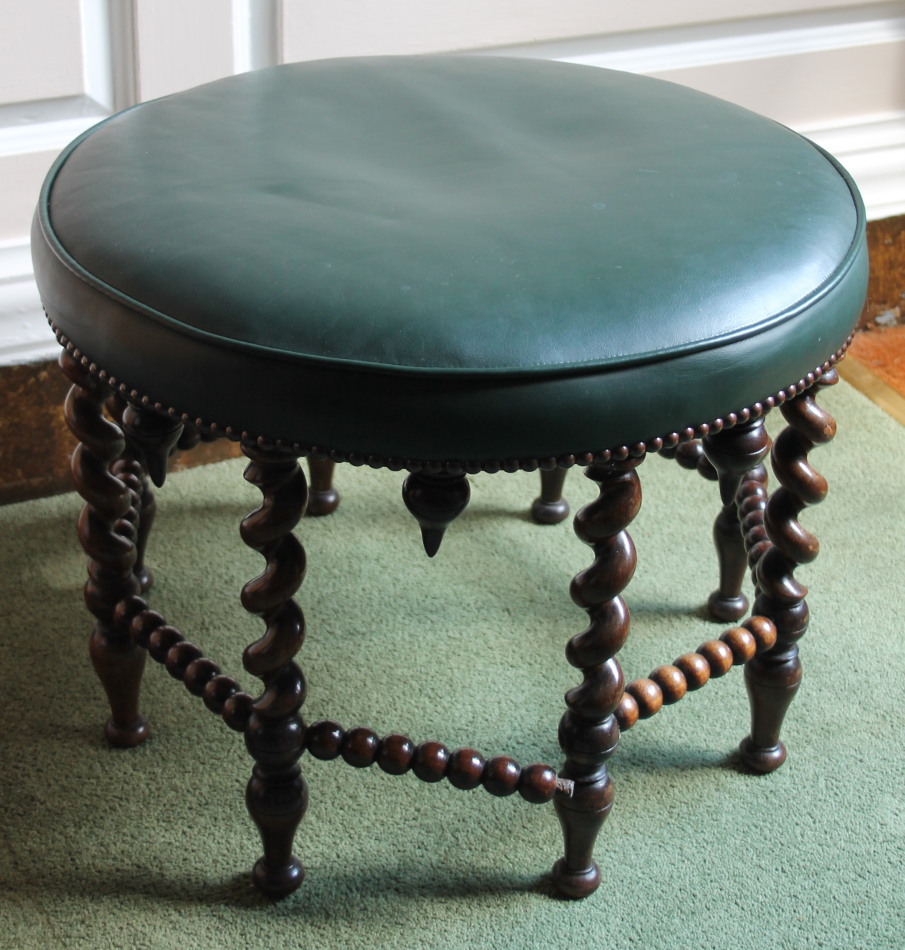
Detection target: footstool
<box><xmin>32</xmin><ymin>56</ymin><xmax>868</xmax><ymax>899</ymax></box>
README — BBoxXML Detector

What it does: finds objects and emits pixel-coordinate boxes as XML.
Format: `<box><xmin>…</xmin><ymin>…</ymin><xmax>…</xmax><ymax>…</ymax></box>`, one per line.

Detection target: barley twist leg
<box><xmin>60</xmin><ymin>352</ymin><xmax>149</xmax><ymax>747</ymax></box>
<box><xmin>552</xmin><ymin>455</ymin><xmax>640</xmax><ymax>898</ymax></box>
<box><xmin>741</xmin><ymin>374</ymin><xmax>838</xmax><ymax>772</ymax></box>
<box><xmin>240</xmin><ymin>441</ymin><xmax>309</xmax><ymax>898</ymax></box>
<box><xmin>112</xmin><ymin>400</ymin><xmax>184</xmax><ymax>592</ymax></box>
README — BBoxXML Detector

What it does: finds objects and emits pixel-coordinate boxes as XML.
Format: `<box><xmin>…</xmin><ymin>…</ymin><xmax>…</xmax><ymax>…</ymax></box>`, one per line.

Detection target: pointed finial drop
<box><xmin>419</xmin><ymin>526</ymin><xmax>446</xmax><ymax>558</ymax></box>
<box><xmin>119</xmin><ymin>403</ymin><xmax>184</xmax><ymax>488</ymax></box>
<box><xmin>402</xmin><ymin>470</ymin><xmax>471</xmax><ymax>557</ymax></box>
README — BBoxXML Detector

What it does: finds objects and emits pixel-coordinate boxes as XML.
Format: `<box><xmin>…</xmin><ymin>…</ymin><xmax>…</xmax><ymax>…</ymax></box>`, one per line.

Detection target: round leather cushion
<box><xmin>32</xmin><ymin>56</ymin><xmax>867</xmax><ymax>464</ymax></box>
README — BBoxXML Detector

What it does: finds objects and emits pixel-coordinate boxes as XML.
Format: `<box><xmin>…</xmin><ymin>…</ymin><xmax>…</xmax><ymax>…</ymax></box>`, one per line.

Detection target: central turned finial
<box><xmin>402</xmin><ymin>470</ymin><xmax>471</xmax><ymax>557</ymax></box>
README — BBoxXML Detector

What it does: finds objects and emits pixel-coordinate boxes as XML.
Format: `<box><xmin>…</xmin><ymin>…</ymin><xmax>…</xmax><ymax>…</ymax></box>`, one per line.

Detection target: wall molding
<box><xmin>477</xmin><ymin>2</ymin><xmax>905</xmax><ymax>73</ymax></box>
<box><xmin>803</xmin><ymin>111</ymin><xmax>905</xmax><ymax>221</ymax></box>
<box><xmin>231</xmin><ymin>0</ymin><xmax>281</xmax><ymax>73</ymax></box>
<box><xmin>0</xmin><ymin>0</ymin><xmax>138</xmax><ymax>161</ymax></box>
<box><xmin>0</xmin><ymin>97</ymin><xmax>108</xmax><ymax>160</ymax></box>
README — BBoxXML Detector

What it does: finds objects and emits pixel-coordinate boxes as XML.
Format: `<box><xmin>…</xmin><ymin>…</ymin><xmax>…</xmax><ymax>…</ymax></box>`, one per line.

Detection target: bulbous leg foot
<box><xmin>306</xmin><ymin>458</ymin><xmax>339</xmax><ymax>516</ymax></box>
<box><xmin>102</xmin><ymin>713</ymin><xmax>150</xmax><ymax>748</ymax></box>
<box><xmin>738</xmin><ymin>736</ymin><xmax>787</xmax><ymax>774</ymax></box>
<box><xmin>551</xmin><ymin>857</ymin><xmax>601</xmax><ymax>900</ymax></box>
<box><xmin>531</xmin><ymin>468</ymin><xmax>569</xmax><ymax>524</ymax></box>
<box><xmin>251</xmin><ymin>856</ymin><xmax>305</xmax><ymax>899</ymax></box>
<box><xmin>707</xmin><ymin>589</ymin><xmax>748</xmax><ymax>623</ymax></box>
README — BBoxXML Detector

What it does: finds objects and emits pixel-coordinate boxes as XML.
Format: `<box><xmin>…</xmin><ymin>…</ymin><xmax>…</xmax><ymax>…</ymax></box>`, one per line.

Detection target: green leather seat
<box><xmin>33</xmin><ymin>56</ymin><xmax>866</xmax><ymax>466</ymax></box>
<box><xmin>33</xmin><ymin>56</ymin><xmax>868</xmax><ymax>903</ymax></box>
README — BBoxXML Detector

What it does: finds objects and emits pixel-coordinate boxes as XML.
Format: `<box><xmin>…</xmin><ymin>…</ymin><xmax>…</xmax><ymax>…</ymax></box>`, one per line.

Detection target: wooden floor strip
<box><xmin>838</xmin><ymin>358</ymin><xmax>905</xmax><ymax>427</ymax></box>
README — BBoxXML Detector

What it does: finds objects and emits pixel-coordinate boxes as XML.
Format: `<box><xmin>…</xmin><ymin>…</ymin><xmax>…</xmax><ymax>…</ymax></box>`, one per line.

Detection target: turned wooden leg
<box><xmin>531</xmin><ymin>467</ymin><xmax>570</xmax><ymax>524</ymax></box>
<box><xmin>740</xmin><ymin>374</ymin><xmax>838</xmax><ymax>773</ymax></box>
<box><xmin>306</xmin><ymin>457</ymin><xmax>339</xmax><ymax>516</ymax></box>
<box><xmin>112</xmin><ymin>401</ymin><xmax>184</xmax><ymax>592</ymax></box>
<box><xmin>702</xmin><ymin>419</ymin><xmax>771</xmax><ymax>622</ymax></box>
<box><xmin>402</xmin><ymin>469</ymin><xmax>471</xmax><ymax>557</ymax></box>
<box><xmin>240</xmin><ymin>441</ymin><xmax>309</xmax><ymax>898</ymax></box>
<box><xmin>128</xmin><ymin>463</ymin><xmax>156</xmax><ymax>592</ymax></box>
<box><xmin>552</xmin><ymin>455</ymin><xmax>640</xmax><ymax>899</ymax></box>
<box><xmin>60</xmin><ymin>352</ymin><xmax>149</xmax><ymax>747</ymax></box>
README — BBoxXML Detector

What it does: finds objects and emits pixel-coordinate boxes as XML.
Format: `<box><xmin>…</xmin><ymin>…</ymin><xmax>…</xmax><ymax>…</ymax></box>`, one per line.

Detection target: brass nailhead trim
<box><xmin>49</xmin><ymin>314</ymin><xmax>852</xmax><ymax>473</ymax></box>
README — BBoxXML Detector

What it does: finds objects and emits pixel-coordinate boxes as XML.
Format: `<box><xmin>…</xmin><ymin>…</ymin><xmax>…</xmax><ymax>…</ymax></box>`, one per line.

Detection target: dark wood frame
<box><xmin>58</xmin><ymin>342</ymin><xmax>841</xmax><ymax>900</ymax></box>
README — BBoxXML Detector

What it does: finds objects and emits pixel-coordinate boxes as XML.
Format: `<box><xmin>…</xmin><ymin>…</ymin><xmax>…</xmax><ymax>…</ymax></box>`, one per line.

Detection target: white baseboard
<box><xmin>0</xmin><ymin>242</ymin><xmax>56</xmax><ymax>364</ymax></box>
<box><xmin>802</xmin><ymin>112</ymin><xmax>905</xmax><ymax>220</ymax></box>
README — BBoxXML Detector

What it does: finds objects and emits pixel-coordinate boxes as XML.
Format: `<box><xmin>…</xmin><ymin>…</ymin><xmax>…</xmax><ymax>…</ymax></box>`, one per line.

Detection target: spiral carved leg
<box><xmin>702</xmin><ymin>419</ymin><xmax>771</xmax><ymax>622</ymax></box>
<box><xmin>531</xmin><ymin>467</ymin><xmax>570</xmax><ymax>524</ymax></box>
<box><xmin>306</xmin><ymin>458</ymin><xmax>339</xmax><ymax>516</ymax></box>
<box><xmin>552</xmin><ymin>456</ymin><xmax>640</xmax><ymax>899</ymax></box>
<box><xmin>741</xmin><ymin>374</ymin><xmax>838</xmax><ymax>773</ymax></box>
<box><xmin>240</xmin><ymin>441</ymin><xmax>309</xmax><ymax>898</ymax></box>
<box><xmin>113</xmin><ymin>401</ymin><xmax>184</xmax><ymax>592</ymax></box>
<box><xmin>60</xmin><ymin>353</ymin><xmax>149</xmax><ymax>747</ymax></box>
<box><xmin>129</xmin><ymin>465</ymin><xmax>156</xmax><ymax>593</ymax></box>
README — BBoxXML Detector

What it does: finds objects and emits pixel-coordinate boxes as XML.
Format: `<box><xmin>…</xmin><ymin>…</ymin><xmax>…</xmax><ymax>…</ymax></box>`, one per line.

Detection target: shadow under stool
<box><xmin>32</xmin><ymin>56</ymin><xmax>868</xmax><ymax>900</ymax></box>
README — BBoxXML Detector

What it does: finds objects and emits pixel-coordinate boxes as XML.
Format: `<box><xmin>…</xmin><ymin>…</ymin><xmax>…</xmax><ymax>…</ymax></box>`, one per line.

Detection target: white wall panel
<box><xmin>281</xmin><ymin>0</ymin><xmax>900</xmax><ymax>60</ymax></box>
<box><xmin>0</xmin><ymin>0</ymin><xmax>82</xmax><ymax>103</ymax></box>
<box><xmin>652</xmin><ymin>41</ymin><xmax>905</xmax><ymax>128</ymax></box>
<box><xmin>134</xmin><ymin>0</ymin><xmax>235</xmax><ymax>101</ymax></box>
<box><xmin>0</xmin><ymin>240</ymin><xmax>51</xmax><ymax>363</ymax></box>
<box><xmin>0</xmin><ymin>151</ymin><xmax>56</xmax><ymax>245</ymax></box>
<box><xmin>0</xmin><ymin>0</ymin><xmax>85</xmax><ymax>104</ymax></box>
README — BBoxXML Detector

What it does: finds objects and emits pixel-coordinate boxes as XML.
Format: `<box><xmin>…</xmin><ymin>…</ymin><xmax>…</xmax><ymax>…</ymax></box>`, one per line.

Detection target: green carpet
<box><xmin>1</xmin><ymin>379</ymin><xmax>902</xmax><ymax>949</ymax></box>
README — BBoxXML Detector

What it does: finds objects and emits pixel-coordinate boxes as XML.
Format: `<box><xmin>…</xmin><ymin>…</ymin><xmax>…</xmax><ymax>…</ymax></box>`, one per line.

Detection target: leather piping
<box><xmin>37</xmin><ymin>132</ymin><xmax>864</xmax><ymax>380</ymax></box>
